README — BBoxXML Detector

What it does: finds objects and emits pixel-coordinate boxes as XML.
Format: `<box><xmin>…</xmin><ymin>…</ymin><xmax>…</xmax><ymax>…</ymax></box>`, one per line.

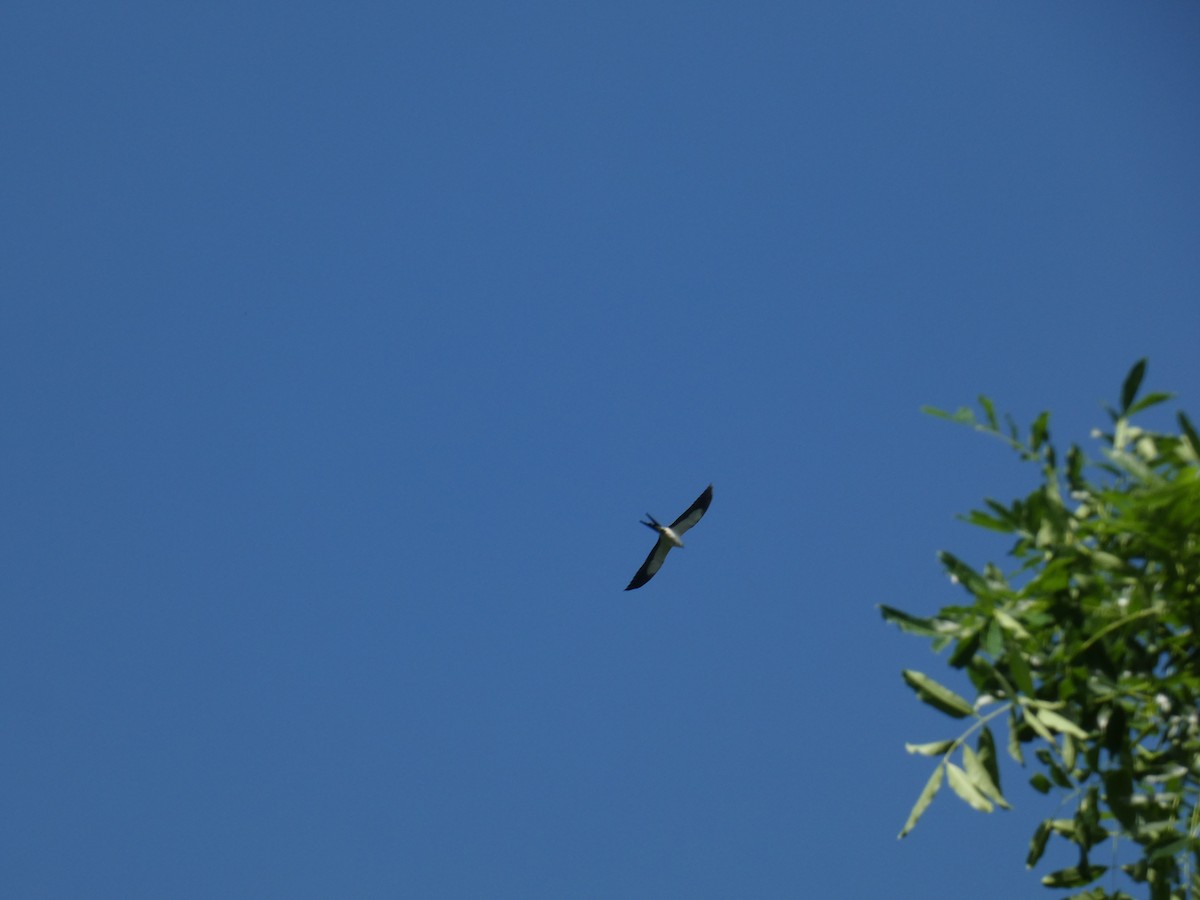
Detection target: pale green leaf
<box><xmin>1035</xmin><ymin>708</ymin><xmax>1089</xmax><ymax>740</ymax></box>
<box><xmin>902</xmin><ymin>670</ymin><xmax>974</xmax><ymax>719</ymax></box>
<box><xmin>992</xmin><ymin>608</ymin><xmax>1030</xmax><ymax>640</ymax></box>
<box><xmin>962</xmin><ymin>744</ymin><xmax>1010</xmax><ymax>809</ymax></box>
<box><xmin>1041</xmin><ymin>865</ymin><xmax>1107</xmax><ymax>889</ymax></box>
<box><xmin>1006</xmin><ymin>708</ymin><xmax>1025</xmax><ymax>764</ymax></box>
<box><xmin>905</xmin><ymin>739</ymin><xmax>955</xmax><ymax>757</ymax></box>
<box><xmin>898</xmin><ymin>764</ymin><xmax>944</xmax><ymax>838</ymax></box>
<box><xmin>946</xmin><ymin>762</ymin><xmax>993</xmax><ymax>812</ymax></box>
<box><xmin>1021</xmin><ymin>706</ymin><xmax>1057</xmax><ymax>744</ymax></box>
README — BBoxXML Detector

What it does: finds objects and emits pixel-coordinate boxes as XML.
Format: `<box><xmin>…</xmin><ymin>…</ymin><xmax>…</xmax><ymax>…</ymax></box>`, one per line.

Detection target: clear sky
<box><xmin>3</xmin><ymin>2</ymin><xmax>1199</xmax><ymax>897</ymax></box>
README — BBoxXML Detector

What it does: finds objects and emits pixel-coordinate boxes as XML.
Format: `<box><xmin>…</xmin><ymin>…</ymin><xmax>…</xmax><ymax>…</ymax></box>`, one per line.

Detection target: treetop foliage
<box><xmin>883</xmin><ymin>360</ymin><xmax>1200</xmax><ymax>899</ymax></box>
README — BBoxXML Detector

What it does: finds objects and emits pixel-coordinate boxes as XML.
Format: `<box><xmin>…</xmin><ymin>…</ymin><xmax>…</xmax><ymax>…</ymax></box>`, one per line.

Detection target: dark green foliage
<box><xmin>885</xmin><ymin>360</ymin><xmax>1200</xmax><ymax>897</ymax></box>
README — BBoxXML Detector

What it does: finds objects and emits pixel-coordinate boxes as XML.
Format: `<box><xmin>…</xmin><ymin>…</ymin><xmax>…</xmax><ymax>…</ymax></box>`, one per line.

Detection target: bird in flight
<box><xmin>625</xmin><ymin>484</ymin><xmax>713</xmax><ymax>590</ymax></box>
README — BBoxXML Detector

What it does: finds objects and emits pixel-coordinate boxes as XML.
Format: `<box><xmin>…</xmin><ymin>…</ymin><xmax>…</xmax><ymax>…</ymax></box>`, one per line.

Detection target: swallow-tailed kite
<box><xmin>624</xmin><ymin>484</ymin><xmax>713</xmax><ymax>590</ymax></box>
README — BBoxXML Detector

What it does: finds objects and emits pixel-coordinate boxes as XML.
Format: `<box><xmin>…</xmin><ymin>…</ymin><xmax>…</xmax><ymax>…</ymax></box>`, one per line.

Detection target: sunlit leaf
<box><xmin>1006</xmin><ymin>708</ymin><xmax>1025</xmax><ymax>764</ymax></box>
<box><xmin>905</xmin><ymin>739</ymin><xmax>954</xmax><ymax>757</ymax></box>
<box><xmin>1036</xmin><ymin>708</ymin><xmax>1089</xmax><ymax>740</ymax></box>
<box><xmin>1021</xmin><ymin>705</ymin><xmax>1056</xmax><ymax>743</ymax></box>
<box><xmin>947</xmin><ymin>762</ymin><xmax>993</xmax><ymax>812</ymax></box>
<box><xmin>898</xmin><ymin>764</ymin><xmax>944</xmax><ymax>838</ymax></box>
<box><xmin>902</xmin><ymin>670</ymin><xmax>974</xmax><ymax>719</ymax></box>
<box><xmin>993</xmin><ymin>609</ymin><xmax>1030</xmax><ymax>640</ymax></box>
<box><xmin>1041</xmin><ymin>865</ymin><xmax>1107</xmax><ymax>888</ymax></box>
<box><xmin>962</xmin><ymin>744</ymin><xmax>1009</xmax><ymax>809</ymax></box>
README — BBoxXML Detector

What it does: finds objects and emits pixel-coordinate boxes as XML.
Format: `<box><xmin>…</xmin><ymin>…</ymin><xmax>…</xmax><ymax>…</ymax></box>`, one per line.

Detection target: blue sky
<box><xmin>3</xmin><ymin>2</ymin><xmax>1199</xmax><ymax>897</ymax></box>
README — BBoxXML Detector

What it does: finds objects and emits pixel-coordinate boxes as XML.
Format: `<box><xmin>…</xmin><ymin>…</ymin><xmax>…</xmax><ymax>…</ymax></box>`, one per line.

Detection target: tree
<box><xmin>883</xmin><ymin>360</ymin><xmax>1200</xmax><ymax>899</ymax></box>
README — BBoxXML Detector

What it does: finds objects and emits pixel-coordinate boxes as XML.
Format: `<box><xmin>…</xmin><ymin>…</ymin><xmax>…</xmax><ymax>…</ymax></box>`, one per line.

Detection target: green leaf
<box><xmin>1062</xmin><ymin>733</ymin><xmax>1076</xmax><ymax>771</ymax></box>
<box><xmin>963</xmin><ymin>743</ymin><xmax>1010</xmax><ymax>809</ymax></box>
<box><xmin>1021</xmin><ymin>705</ymin><xmax>1057</xmax><ymax>743</ymax></box>
<box><xmin>1005</xmin><ymin>640</ymin><xmax>1034</xmax><ymax>695</ymax></box>
<box><xmin>1126</xmin><ymin>391</ymin><xmax>1174</xmax><ymax>417</ymax></box>
<box><xmin>992</xmin><ymin>608</ymin><xmax>1030</xmax><ymax>641</ymax></box>
<box><xmin>1030</xmin><ymin>411</ymin><xmax>1050</xmax><ymax>452</ymax></box>
<box><xmin>962</xmin><ymin>509</ymin><xmax>1013</xmax><ymax>533</ymax></box>
<box><xmin>1066</xmin><ymin>444</ymin><xmax>1085</xmax><ymax>491</ymax></box>
<box><xmin>1005</xmin><ymin>412</ymin><xmax>1019</xmax><ymax>442</ymax></box>
<box><xmin>1120</xmin><ymin>359</ymin><xmax>1147</xmax><ymax>413</ymax></box>
<box><xmin>981</xmin><ymin>619</ymin><xmax>1004</xmax><ymax>659</ymax></box>
<box><xmin>905</xmin><ymin>739</ymin><xmax>955</xmax><ymax>757</ymax></box>
<box><xmin>1027</xmin><ymin>819</ymin><xmax>1052</xmax><ymax>867</ymax></box>
<box><xmin>1179</xmin><ymin>412</ymin><xmax>1200</xmax><ymax>458</ymax></box>
<box><xmin>1006</xmin><ymin>708</ymin><xmax>1025</xmax><ymax>764</ymax></box>
<box><xmin>902</xmin><ymin>670</ymin><xmax>975</xmax><ymax>719</ymax></box>
<box><xmin>976</xmin><ymin>726</ymin><xmax>1003</xmax><ymax>791</ymax></box>
<box><xmin>1104</xmin><ymin>769</ymin><xmax>1136</xmax><ymax>831</ymax></box>
<box><xmin>1089</xmin><ymin>550</ymin><xmax>1124</xmax><ymax>571</ymax></box>
<box><xmin>978</xmin><ymin>395</ymin><xmax>998</xmax><ymax>430</ymax></box>
<box><xmin>921</xmin><ymin>405</ymin><xmax>974</xmax><ymax>424</ymax></box>
<box><xmin>1103</xmin><ymin>704</ymin><xmax>1127</xmax><ymax>754</ymax></box>
<box><xmin>947</xmin><ymin>762</ymin><xmax>993</xmax><ymax>812</ymax></box>
<box><xmin>1035</xmin><ymin>708</ymin><xmax>1089</xmax><ymax>740</ymax></box>
<box><xmin>878</xmin><ymin>604</ymin><xmax>941</xmax><ymax>637</ymax></box>
<box><xmin>983</xmin><ymin>498</ymin><xmax>1015</xmax><ymax>523</ymax></box>
<box><xmin>898</xmin><ymin>763</ymin><xmax>944</xmax><ymax>838</ymax></box>
<box><xmin>1041</xmin><ymin>865</ymin><xmax>1107</xmax><ymax>889</ymax></box>
<box><xmin>947</xmin><ymin>628</ymin><xmax>981</xmax><ymax>669</ymax></box>
<box><xmin>938</xmin><ymin>551</ymin><xmax>988</xmax><ymax>597</ymax></box>
<box><xmin>1147</xmin><ymin>836</ymin><xmax>1194</xmax><ymax>861</ymax></box>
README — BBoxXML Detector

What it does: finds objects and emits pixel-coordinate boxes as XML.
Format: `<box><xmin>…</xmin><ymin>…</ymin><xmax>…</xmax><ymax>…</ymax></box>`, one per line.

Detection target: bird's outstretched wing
<box><xmin>669</xmin><ymin>484</ymin><xmax>713</xmax><ymax>535</ymax></box>
<box><xmin>625</xmin><ymin>535</ymin><xmax>672</xmax><ymax>591</ymax></box>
